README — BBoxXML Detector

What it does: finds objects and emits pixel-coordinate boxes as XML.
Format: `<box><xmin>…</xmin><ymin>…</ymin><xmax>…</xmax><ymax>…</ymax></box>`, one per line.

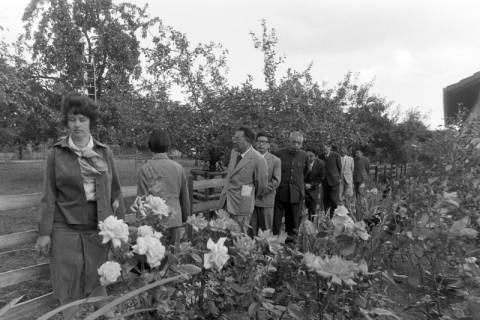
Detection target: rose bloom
<box><xmin>144</xmin><ymin>195</ymin><xmax>170</xmax><ymax>217</ymax></box>
<box><xmin>255</xmin><ymin>229</ymin><xmax>287</xmax><ymax>254</ymax></box>
<box><xmin>209</xmin><ymin>210</ymin><xmax>240</xmax><ymax>232</ymax></box>
<box><xmin>303</xmin><ymin>253</ymin><xmax>367</xmax><ymax>286</ymax></box>
<box><xmin>352</xmin><ymin>221</ymin><xmax>370</xmax><ymax>240</ymax></box>
<box><xmin>137</xmin><ymin>225</ymin><xmax>163</xmax><ymax>239</ymax></box>
<box><xmin>98</xmin><ymin>261</ymin><xmax>122</xmax><ymax>286</ymax></box>
<box><xmin>133</xmin><ymin>235</ymin><xmax>166</xmax><ymax>268</ymax></box>
<box><xmin>204</xmin><ymin>237</ymin><xmax>230</xmax><ymax>271</ymax></box>
<box><xmin>186</xmin><ymin>213</ymin><xmax>209</xmax><ymax>231</ymax></box>
<box><xmin>233</xmin><ymin>235</ymin><xmax>256</xmax><ymax>256</ymax></box>
<box><xmin>98</xmin><ymin>215</ymin><xmax>129</xmax><ymax>248</ymax></box>
<box><xmin>331</xmin><ymin>205</ymin><xmax>355</xmax><ymax>237</ymax></box>
<box><xmin>301</xmin><ymin>220</ymin><xmax>318</xmax><ymax>236</ymax></box>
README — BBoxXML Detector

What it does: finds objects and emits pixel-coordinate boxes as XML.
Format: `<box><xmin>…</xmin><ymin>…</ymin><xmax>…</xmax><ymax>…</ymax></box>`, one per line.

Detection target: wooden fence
<box><xmin>0</xmin><ymin>162</ymin><xmax>407</xmax><ymax>319</ymax></box>
<box><xmin>0</xmin><ymin>176</ymin><xmax>225</xmax><ymax>320</ymax></box>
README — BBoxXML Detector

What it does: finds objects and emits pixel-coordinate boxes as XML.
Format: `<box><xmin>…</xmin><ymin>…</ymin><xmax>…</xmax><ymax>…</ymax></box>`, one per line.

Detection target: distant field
<box><xmin>0</xmin><ymin>158</ymin><xmax>198</xmax><ymax>195</ymax></box>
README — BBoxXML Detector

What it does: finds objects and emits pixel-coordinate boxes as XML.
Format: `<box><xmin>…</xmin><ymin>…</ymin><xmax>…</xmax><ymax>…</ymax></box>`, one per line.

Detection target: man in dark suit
<box><xmin>272</xmin><ymin>132</ymin><xmax>309</xmax><ymax>237</ymax></box>
<box><xmin>353</xmin><ymin>149</ymin><xmax>370</xmax><ymax>219</ymax></box>
<box><xmin>323</xmin><ymin>142</ymin><xmax>342</xmax><ymax>218</ymax></box>
<box><xmin>304</xmin><ymin>148</ymin><xmax>325</xmax><ymax>221</ymax></box>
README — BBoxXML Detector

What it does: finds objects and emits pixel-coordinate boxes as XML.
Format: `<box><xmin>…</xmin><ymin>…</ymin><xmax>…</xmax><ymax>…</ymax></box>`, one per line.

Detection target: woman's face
<box><xmin>67</xmin><ymin>113</ymin><xmax>91</xmax><ymax>139</ymax></box>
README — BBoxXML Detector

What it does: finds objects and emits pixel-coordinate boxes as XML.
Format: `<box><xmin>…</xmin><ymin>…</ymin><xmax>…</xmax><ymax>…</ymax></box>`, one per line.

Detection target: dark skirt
<box><xmin>50</xmin><ymin>203</ymin><xmax>109</xmax><ymax>304</ymax></box>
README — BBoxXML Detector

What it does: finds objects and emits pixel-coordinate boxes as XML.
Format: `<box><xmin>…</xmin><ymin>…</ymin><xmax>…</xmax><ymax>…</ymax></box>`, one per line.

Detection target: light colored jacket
<box><xmin>255</xmin><ymin>152</ymin><xmax>281</xmax><ymax>208</ymax></box>
<box><xmin>341</xmin><ymin>155</ymin><xmax>354</xmax><ymax>185</ymax></box>
<box><xmin>137</xmin><ymin>153</ymin><xmax>190</xmax><ymax>227</ymax></box>
<box><xmin>219</xmin><ymin>147</ymin><xmax>268</xmax><ymax>215</ymax></box>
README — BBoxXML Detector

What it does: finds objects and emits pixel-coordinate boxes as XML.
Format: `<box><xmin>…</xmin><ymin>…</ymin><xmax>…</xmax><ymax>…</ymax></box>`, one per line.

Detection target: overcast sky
<box><xmin>2</xmin><ymin>0</ymin><xmax>480</xmax><ymax>128</ymax></box>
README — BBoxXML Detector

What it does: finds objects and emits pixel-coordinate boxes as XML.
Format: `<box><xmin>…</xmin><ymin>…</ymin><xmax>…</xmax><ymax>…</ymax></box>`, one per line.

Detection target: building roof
<box><xmin>443</xmin><ymin>71</ymin><xmax>480</xmax><ymax>124</ymax></box>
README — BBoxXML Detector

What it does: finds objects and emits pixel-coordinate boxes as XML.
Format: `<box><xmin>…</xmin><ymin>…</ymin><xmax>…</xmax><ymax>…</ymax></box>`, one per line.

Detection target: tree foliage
<box><xmin>22</xmin><ymin>0</ymin><xmax>157</xmax><ymax>97</ymax></box>
<box><xmin>1</xmin><ymin>1</ymin><xmax>434</xmax><ymax>165</ymax></box>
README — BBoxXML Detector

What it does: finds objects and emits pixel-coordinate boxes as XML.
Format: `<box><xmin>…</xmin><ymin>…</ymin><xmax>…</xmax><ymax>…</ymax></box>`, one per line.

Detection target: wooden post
<box><xmin>187</xmin><ymin>175</ymin><xmax>194</xmax><ymax>239</ymax></box>
<box><xmin>375</xmin><ymin>165</ymin><xmax>378</xmax><ymax>184</ymax></box>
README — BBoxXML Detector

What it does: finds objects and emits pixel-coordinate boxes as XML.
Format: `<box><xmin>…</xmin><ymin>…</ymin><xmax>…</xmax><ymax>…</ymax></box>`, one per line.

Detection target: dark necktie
<box><xmin>235</xmin><ymin>154</ymin><xmax>242</xmax><ymax>167</ymax></box>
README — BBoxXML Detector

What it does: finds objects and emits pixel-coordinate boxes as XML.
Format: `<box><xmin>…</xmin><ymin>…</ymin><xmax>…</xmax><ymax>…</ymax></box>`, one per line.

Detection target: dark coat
<box><xmin>324</xmin><ymin>151</ymin><xmax>342</xmax><ymax>187</ymax></box>
<box><xmin>38</xmin><ymin>137</ymin><xmax>125</xmax><ymax>236</ymax></box>
<box><xmin>274</xmin><ymin>148</ymin><xmax>309</xmax><ymax>204</ymax></box>
<box><xmin>354</xmin><ymin>155</ymin><xmax>370</xmax><ymax>184</ymax></box>
<box><xmin>305</xmin><ymin>158</ymin><xmax>325</xmax><ymax>200</ymax></box>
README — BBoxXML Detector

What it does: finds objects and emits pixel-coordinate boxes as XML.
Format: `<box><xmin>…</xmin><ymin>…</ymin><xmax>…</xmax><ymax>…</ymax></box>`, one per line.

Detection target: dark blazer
<box><xmin>305</xmin><ymin>158</ymin><xmax>325</xmax><ymax>200</ymax></box>
<box><xmin>354</xmin><ymin>155</ymin><xmax>370</xmax><ymax>184</ymax></box>
<box><xmin>324</xmin><ymin>151</ymin><xmax>342</xmax><ymax>186</ymax></box>
<box><xmin>38</xmin><ymin>137</ymin><xmax>125</xmax><ymax>236</ymax></box>
<box><xmin>275</xmin><ymin>148</ymin><xmax>309</xmax><ymax>204</ymax></box>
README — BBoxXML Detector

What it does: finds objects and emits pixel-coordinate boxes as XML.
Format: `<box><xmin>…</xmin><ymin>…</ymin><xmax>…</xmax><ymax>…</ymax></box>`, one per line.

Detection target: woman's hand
<box><xmin>35</xmin><ymin>235</ymin><xmax>51</xmax><ymax>255</ymax></box>
<box><xmin>112</xmin><ymin>199</ymin><xmax>119</xmax><ymax>214</ymax></box>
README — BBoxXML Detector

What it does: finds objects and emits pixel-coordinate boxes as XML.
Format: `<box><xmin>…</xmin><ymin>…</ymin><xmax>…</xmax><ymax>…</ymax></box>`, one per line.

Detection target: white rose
<box><xmin>204</xmin><ymin>237</ymin><xmax>230</xmax><ymax>271</ymax></box>
<box><xmin>98</xmin><ymin>261</ymin><xmax>121</xmax><ymax>286</ymax></box>
<box><xmin>333</xmin><ymin>205</ymin><xmax>349</xmax><ymax>217</ymax></box>
<box><xmin>132</xmin><ymin>235</ymin><xmax>166</xmax><ymax>268</ymax></box>
<box><xmin>332</xmin><ymin>207</ymin><xmax>355</xmax><ymax>237</ymax></box>
<box><xmin>144</xmin><ymin>195</ymin><xmax>170</xmax><ymax>217</ymax></box>
<box><xmin>98</xmin><ymin>215</ymin><xmax>129</xmax><ymax>248</ymax></box>
<box><xmin>137</xmin><ymin>225</ymin><xmax>163</xmax><ymax>239</ymax></box>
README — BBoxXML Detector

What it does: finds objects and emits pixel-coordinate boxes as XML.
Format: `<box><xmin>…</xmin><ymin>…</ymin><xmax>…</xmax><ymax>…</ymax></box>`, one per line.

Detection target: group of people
<box><xmin>33</xmin><ymin>93</ymin><xmax>370</xmax><ymax>319</ymax></box>
<box><xmin>219</xmin><ymin>127</ymin><xmax>371</xmax><ymax>238</ymax></box>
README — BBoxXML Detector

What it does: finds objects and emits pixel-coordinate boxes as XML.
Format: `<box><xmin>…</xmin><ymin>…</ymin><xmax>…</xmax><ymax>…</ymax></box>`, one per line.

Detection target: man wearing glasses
<box><xmin>251</xmin><ymin>132</ymin><xmax>281</xmax><ymax>234</ymax></box>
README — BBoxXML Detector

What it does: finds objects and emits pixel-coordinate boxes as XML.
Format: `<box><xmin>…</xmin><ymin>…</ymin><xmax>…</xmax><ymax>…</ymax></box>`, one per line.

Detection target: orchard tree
<box><xmin>0</xmin><ymin>42</ymin><xmax>58</xmax><ymax>157</ymax></box>
<box><xmin>21</xmin><ymin>0</ymin><xmax>157</xmax><ymax>98</ymax></box>
<box><xmin>145</xmin><ymin>24</ymin><xmax>229</xmax><ymax>109</ymax></box>
<box><xmin>250</xmin><ymin>19</ymin><xmax>284</xmax><ymax>91</ymax></box>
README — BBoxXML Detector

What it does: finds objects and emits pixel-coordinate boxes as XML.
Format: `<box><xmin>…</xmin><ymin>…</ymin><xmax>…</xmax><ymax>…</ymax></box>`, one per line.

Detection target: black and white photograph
<box><xmin>1</xmin><ymin>0</ymin><xmax>480</xmax><ymax>319</ymax></box>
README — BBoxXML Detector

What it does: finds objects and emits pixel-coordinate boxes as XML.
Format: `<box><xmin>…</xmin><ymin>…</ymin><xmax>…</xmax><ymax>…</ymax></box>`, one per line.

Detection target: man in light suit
<box><xmin>340</xmin><ymin>146</ymin><xmax>354</xmax><ymax>211</ymax></box>
<box><xmin>219</xmin><ymin>127</ymin><xmax>268</xmax><ymax>232</ymax></box>
<box><xmin>251</xmin><ymin>132</ymin><xmax>281</xmax><ymax>235</ymax></box>
<box><xmin>323</xmin><ymin>142</ymin><xmax>342</xmax><ymax>218</ymax></box>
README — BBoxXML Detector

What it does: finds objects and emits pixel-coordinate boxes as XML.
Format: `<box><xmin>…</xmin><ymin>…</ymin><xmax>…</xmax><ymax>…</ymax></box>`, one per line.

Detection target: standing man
<box><xmin>340</xmin><ymin>146</ymin><xmax>354</xmax><ymax>212</ymax></box>
<box><xmin>323</xmin><ymin>142</ymin><xmax>342</xmax><ymax>218</ymax></box>
<box><xmin>304</xmin><ymin>148</ymin><xmax>325</xmax><ymax>221</ymax></box>
<box><xmin>353</xmin><ymin>149</ymin><xmax>370</xmax><ymax>219</ymax></box>
<box><xmin>272</xmin><ymin>132</ymin><xmax>309</xmax><ymax>237</ymax></box>
<box><xmin>219</xmin><ymin>127</ymin><xmax>268</xmax><ymax>232</ymax></box>
<box><xmin>251</xmin><ymin>132</ymin><xmax>281</xmax><ymax>234</ymax></box>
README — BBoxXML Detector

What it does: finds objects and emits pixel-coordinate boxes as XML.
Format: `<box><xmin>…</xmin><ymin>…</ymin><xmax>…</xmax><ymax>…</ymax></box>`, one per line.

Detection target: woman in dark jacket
<box><xmin>34</xmin><ymin>93</ymin><xmax>124</xmax><ymax>319</ymax></box>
